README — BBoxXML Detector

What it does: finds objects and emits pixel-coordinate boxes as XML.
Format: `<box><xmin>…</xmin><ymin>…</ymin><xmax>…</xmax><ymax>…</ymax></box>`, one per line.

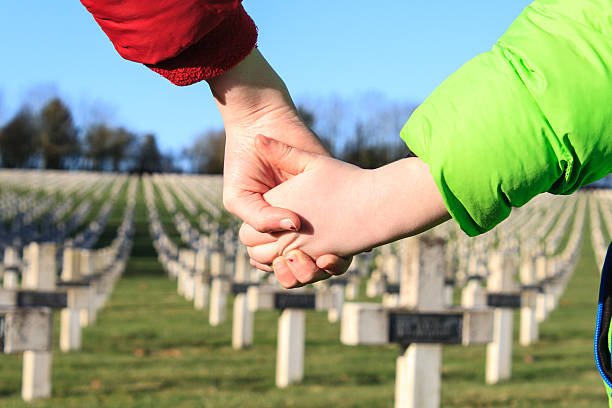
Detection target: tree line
<box><xmin>0</xmin><ymin>97</ymin><xmax>175</xmax><ymax>173</ymax></box>
<box><xmin>182</xmin><ymin>96</ymin><xmax>417</xmax><ymax>174</ymax></box>
<box><xmin>1</xmin><ymin>94</ymin><xmax>417</xmax><ymax>174</ymax></box>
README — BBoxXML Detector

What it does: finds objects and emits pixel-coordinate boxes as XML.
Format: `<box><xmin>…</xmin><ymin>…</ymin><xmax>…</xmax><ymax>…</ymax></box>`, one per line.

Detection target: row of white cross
<box><xmin>148</xmin><ymin>172</ymin><xmax>603</xmax><ymax>408</ymax></box>
<box><xmin>591</xmin><ymin>190</ymin><xmax>612</xmax><ymax>268</ymax></box>
<box><xmin>0</xmin><ymin>175</ymin><xmax>138</xmax><ymax>401</ymax></box>
<box><xmin>1</xmin><ymin>169</ymin><xmax>609</xmax><ymax>408</ymax></box>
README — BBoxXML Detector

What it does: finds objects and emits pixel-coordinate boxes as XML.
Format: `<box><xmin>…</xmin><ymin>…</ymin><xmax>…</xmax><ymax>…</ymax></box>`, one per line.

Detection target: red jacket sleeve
<box><xmin>81</xmin><ymin>0</ymin><xmax>258</xmax><ymax>86</ymax></box>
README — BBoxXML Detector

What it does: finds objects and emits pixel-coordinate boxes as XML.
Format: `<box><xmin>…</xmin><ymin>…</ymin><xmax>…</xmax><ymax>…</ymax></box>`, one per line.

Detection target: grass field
<box><xmin>0</xmin><ymin>183</ymin><xmax>608</xmax><ymax>407</ymax></box>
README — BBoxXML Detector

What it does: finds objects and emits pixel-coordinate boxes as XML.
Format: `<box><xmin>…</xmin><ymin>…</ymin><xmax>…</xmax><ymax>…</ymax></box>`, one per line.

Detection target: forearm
<box><xmin>365</xmin><ymin>157</ymin><xmax>450</xmax><ymax>247</ymax></box>
<box><xmin>207</xmin><ymin>48</ymin><xmax>293</xmax><ymax>119</ymax></box>
<box><xmin>206</xmin><ymin>48</ymin><xmax>328</xmax><ymax>154</ymax></box>
<box><xmin>240</xmin><ymin>145</ymin><xmax>450</xmax><ymax>261</ymax></box>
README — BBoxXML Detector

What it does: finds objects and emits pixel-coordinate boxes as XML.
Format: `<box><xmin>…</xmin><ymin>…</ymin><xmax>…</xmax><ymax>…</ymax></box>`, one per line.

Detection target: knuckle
<box><xmin>222</xmin><ymin>196</ymin><xmax>236</xmax><ymax>214</ymax></box>
<box><xmin>251</xmin><ymin>218</ymin><xmax>269</xmax><ymax>233</ymax></box>
<box><xmin>238</xmin><ymin>224</ymin><xmax>249</xmax><ymax>244</ymax></box>
<box><xmin>246</xmin><ymin>246</ymin><xmax>255</xmax><ymax>258</ymax></box>
<box><xmin>295</xmin><ymin>269</ymin><xmax>317</xmax><ymax>284</ymax></box>
<box><xmin>276</xmin><ymin>272</ymin><xmax>298</xmax><ymax>289</ymax></box>
<box><xmin>278</xmin><ymin>144</ymin><xmax>294</xmax><ymax>164</ymax></box>
<box><xmin>248</xmin><ymin>247</ymin><xmax>275</xmax><ymax>266</ymax></box>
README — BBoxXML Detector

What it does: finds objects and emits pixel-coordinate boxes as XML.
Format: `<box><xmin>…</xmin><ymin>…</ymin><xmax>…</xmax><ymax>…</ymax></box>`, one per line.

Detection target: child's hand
<box><xmin>240</xmin><ymin>135</ymin><xmax>450</xmax><ymax>287</ymax></box>
<box><xmin>240</xmin><ymin>135</ymin><xmax>382</xmax><ymax>263</ymax></box>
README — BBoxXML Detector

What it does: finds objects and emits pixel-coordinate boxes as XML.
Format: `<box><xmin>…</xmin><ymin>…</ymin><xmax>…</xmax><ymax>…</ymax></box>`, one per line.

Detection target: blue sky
<box><xmin>0</xmin><ymin>1</ymin><xmax>532</xmax><ymax>152</ymax></box>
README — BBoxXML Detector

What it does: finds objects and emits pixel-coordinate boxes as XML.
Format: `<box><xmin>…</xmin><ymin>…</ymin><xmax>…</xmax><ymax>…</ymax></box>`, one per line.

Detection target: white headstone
<box><xmin>485</xmin><ymin>251</ymin><xmax>516</xmax><ymax>384</ymax></box>
<box><xmin>276</xmin><ymin>309</ymin><xmax>305</xmax><ymax>388</ymax></box>
<box><xmin>232</xmin><ymin>293</ymin><xmax>254</xmax><ymax>349</ymax></box>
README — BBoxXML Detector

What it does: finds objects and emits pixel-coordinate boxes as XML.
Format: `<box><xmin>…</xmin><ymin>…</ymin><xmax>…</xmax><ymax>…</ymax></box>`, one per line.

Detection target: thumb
<box><xmin>316</xmin><ymin>254</ymin><xmax>352</xmax><ymax>276</ymax></box>
<box><xmin>255</xmin><ymin>134</ymin><xmax>318</xmax><ymax>175</ymax></box>
<box><xmin>226</xmin><ymin>188</ymin><xmax>300</xmax><ymax>233</ymax></box>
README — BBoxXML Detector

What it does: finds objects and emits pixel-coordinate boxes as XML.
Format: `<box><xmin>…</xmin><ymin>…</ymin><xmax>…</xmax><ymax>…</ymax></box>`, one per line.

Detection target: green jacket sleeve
<box><xmin>401</xmin><ymin>0</ymin><xmax>612</xmax><ymax>236</ymax></box>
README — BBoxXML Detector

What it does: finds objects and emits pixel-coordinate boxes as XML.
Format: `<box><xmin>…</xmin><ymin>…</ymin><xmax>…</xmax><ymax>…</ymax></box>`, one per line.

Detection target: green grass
<box><xmin>151</xmin><ymin>181</ymin><xmax>187</xmax><ymax>249</ymax></box>
<box><xmin>0</xmin><ymin>187</ymin><xmax>608</xmax><ymax>407</ymax></box>
<box><xmin>93</xmin><ymin>182</ymin><xmax>129</xmax><ymax>250</ymax></box>
<box><xmin>68</xmin><ymin>181</ymin><xmax>116</xmax><ymax>240</ymax></box>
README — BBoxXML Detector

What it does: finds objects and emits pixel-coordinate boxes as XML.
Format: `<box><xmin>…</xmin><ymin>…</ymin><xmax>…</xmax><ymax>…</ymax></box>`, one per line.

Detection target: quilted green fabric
<box><xmin>401</xmin><ymin>0</ymin><xmax>612</xmax><ymax>236</ymax></box>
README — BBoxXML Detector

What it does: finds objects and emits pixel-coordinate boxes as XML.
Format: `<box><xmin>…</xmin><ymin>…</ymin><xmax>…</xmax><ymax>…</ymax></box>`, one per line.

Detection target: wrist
<box><xmin>207</xmin><ymin>48</ymin><xmax>295</xmax><ymax>125</ymax></box>
<box><xmin>207</xmin><ymin>48</ymin><xmax>328</xmax><ymax>156</ymax></box>
<box><xmin>365</xmin><ymin>158</ymin><xmax>450</xmax><ymax>247</ymax></box>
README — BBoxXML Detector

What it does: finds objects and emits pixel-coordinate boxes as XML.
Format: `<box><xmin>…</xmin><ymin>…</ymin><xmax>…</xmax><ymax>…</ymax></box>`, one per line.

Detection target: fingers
<box><xmin>247</xmin><ymin>242</ymin><xmax>280</xmax><ymax>266</ymax></box>
<box><xmin>273</xmin><ymin>257</ymin><xmax>303</xmax><ymax>288</ymax></box>
<box><xmin>239</xmin><ymin>222</ymin><xmax>276</xmax><ymax>247</ymax></box>
<box><xmin>255</xmin><ymin>134</ymin><xmax>318</xmax><ymax>176</ymax></box>
<box><xmin>225</xmin><ymin>188</ymin><xmax>300</xmax><ymax>233</ymax></box>
<box><xmin>250</xmin><ymin>258</ymin><xmax>273</xmax><ymax>273</ymax></box>
<box><xmin>316</xmin><ymin>254</ymin><xmax>352</xmax><ymax>276</ymax></box>
<box><xmin>272</xmin><ymin>250</ymin><xmax>331</xmax><ymax>289</ymax></box>
<box><xmin>224</xmin><ymin>135</ymin><xmax>322</xmax><ymax>236</ymax></box>
<box><xmin>248</xmin><ymin>247</ymin><xmax>346</xmax><ymax>288</ymax></box>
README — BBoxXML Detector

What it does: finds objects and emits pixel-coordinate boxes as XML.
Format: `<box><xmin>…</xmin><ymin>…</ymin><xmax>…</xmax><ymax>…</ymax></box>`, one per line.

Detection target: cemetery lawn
<box><xmin>0</xmin><ymin>184</ymin><xmax>607</xmax><ymax>407</ymax></box>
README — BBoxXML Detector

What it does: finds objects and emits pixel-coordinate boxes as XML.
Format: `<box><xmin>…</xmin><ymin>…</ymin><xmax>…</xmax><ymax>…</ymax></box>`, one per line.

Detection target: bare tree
<box><xmin>183</xmin><ymin>129</ymin><xmax>225</xmax><ymax>174</ymax></box>
<box><xmin>298</xmin><ymin>94</ymin><xmax>417</xmax><ymax>167</ymax></box>
<box><xmin>296</xmin><ymin>105</ymin><xmax>335</xmax><ymax>155</ymax></box>
<box><xmin>22</xmin><ymin>83</ymin><xmax>60</xmax><ymax>113</ymax></box>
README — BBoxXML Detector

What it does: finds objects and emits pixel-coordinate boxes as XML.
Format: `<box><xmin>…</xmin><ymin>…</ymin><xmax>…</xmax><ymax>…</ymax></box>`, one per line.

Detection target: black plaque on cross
<box><xmin>3</xmin><ymin>266</ymin><xmax>20</xmax><ymax>274</ymax></box>
<box><xmin>385</xmin><ymin>284</ymin><xmax>400</xmax><ymax>294</ymax></box>
<box><xmin>487</xmin><ymin>293</ymin><xmax>521</xmax><ymax>309</ymax></box>
<box><xmin>329</xmin><ymin>278</ymin><xmax>349</xmax><ymax>287</ymax></box>
<box><xmin>521</xmin><ymin>284</ymin><xmax>543</xmax><ymax>293</ymax></box>
<box><xmin>17</xmin><ymin>291</ymin><xmax>67</xmax><ymax>309</ymax></box>
<box><xmin>56</xmin><ymin>281</ymin><xmax>91</xmax><ymax>288</ymax></box>
<box><xmin>231</xmin><ymin>282</ymin><xmax>257</xmax><ymax>295</ymax></box>
<box><xmin>274</xmin><ymin>293</ymin><xmax>316</xmax><ymax>310</ymax></box>
<box><xmin>388</xmin><ymin>312</ymin><xmax>463</xmax><ymax>345</ymax></box>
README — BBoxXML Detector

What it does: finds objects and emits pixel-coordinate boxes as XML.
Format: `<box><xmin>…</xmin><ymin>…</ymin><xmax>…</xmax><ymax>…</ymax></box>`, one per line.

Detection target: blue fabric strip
<box><xmin>595</xmin><ymin>242</ymin><xmax>612</xmax><ymax>394</ymax></box>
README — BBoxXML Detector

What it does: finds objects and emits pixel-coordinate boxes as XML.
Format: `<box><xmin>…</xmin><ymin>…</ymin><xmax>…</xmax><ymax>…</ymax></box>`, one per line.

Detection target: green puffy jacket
<box><xmin>402</xmin><ymin>0</ymin><xmax>612</xmax><ymax>403</ymax></box>
<box><xmin>401</xmin><ymin>0</ymin><xmax>612</xmax><ymax>237</ymax></box>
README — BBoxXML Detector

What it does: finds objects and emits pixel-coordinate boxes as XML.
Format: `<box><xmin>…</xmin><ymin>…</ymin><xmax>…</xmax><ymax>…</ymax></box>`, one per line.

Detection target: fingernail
<box><xmin>287</xmin><ymin>250</ymin><xmax>306</xmax><ymax>264</ymax></box>
<box><xmin>280</xmin><ymin>218</ymin><xmax>297</xmax><ymax>231</ymax></box>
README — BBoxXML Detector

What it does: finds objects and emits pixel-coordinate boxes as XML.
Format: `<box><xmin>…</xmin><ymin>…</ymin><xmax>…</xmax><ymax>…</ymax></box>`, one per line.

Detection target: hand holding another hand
<box><xmin>240</xmin><ymin>135</ymin><xmax>450</xmax><ymax>288</ymax></box>
<box><xmin>210</xmin><ymin>49</ymin><xmax>448</xmax><ymax>288</ymax></box>
<box><xmin>239</xmin><ymin>135</ymin><xmax>380</xmax><ymax>287</ymax></box>
<box><xmin>207</xmin><ymin>49</ymin><xmax>352</xmax><ymax>283</ymax></box>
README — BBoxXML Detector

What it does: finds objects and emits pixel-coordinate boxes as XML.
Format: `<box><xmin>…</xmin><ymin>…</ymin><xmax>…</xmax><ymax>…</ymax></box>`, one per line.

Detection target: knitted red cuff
<box><xmin>146</xmin><ymin>5</ymin><xmax>258</xmax><ymax>86</ymax></box>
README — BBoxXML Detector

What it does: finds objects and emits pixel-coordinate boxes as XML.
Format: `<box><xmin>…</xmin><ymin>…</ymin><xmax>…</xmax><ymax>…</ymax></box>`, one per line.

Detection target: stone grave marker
<box><xmin>341</xmin><ymin>236</ymin><xmax>493</xmax><ymax>408</ymax></box>
<box><xmin>231</xmin><ymin>281</ymin><xmax>259</xmax><ymax>349</ymax></box>
<box><xmin>178</xmin><ymin>248</ymin><xmax>196</xmax><ymax>301</ymax></box>
<box><xmin>209</xmin><ymin>250</ymin><xmax>229</xmax><ymax>326</ymax></box>
<box><xmin>57</xmin><ymin>247</ymin><xmax>90</xmax><ymax>352</ymax></box>
<box><xmin>193</xmin><ymin>248</ymin><xmax>210</xmax><ymax>310</ymax></box>
<box><xmin>247</xmin><ymin>285</ymin><xmax>333</xmax><ymax>388</ymax></box>
<box><xmin>0</xmin><ymin>242</ymin><xmax>67</xmax><ymax>401</ymax></box>
<box><xmin>519</xmin><ymin>257</ymin><xmax>541</xmax><ymax>346</ymax></box>
<box><xmin>3</xmin><ymin>247</ymin><xmax>21</xmax><ymax>289</ymax></box>
<box><xmin>485</xmin><ymin>251</ymin><xmax>519</xmax><ymax>385</ymax></box>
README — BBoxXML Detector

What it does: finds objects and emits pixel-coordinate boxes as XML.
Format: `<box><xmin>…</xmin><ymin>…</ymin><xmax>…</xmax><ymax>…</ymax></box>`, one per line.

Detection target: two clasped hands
<box><xmin>209</xmin><ymin>49</ymin><xmax>450</xmax><ymax>288</ymax></box>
